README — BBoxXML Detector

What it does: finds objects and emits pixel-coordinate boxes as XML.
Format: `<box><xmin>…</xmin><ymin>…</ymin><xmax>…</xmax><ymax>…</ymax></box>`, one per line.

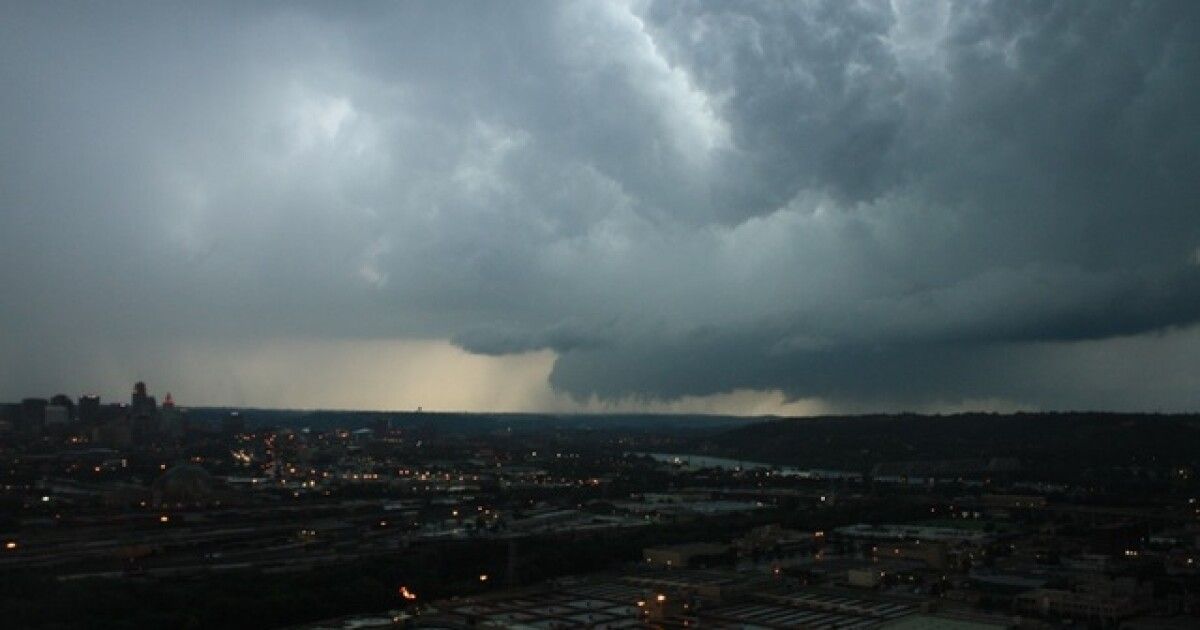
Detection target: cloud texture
<box><xmin>2</xmin><ymin>1</ymin><xmax>1199</xmax><ymax>412</ymax></box>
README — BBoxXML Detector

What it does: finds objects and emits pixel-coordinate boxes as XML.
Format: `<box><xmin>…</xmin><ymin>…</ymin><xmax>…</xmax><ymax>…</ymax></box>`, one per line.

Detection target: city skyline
<box><xmin>3</xmin><ymin>1</ymin><xmax>1200</xmax><ymax>414</ymax></box>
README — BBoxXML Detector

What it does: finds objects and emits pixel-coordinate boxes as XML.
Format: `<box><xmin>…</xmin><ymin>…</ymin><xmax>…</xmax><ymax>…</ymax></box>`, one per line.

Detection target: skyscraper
<box><xmin>160</xmin><ymin>392</ymin><xmax>183</xmax><ymax>439</ymax></box>
<box><xmin>130</xmin><ymin>382</ymin><xmax>159</xmax><ymax>443</ymax></box>
<box><xmin>131</xmin><ymin>381</ymin><xmax>156</xmax><ymax>415</ymax></box>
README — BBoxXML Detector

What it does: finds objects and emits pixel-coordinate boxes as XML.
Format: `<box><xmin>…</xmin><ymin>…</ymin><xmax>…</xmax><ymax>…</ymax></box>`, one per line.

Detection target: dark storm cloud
<box><xmin>1</xmin><ymin>0</ymin><xmax>1199</xmax><ymax>410</ymax></box>
<box><xmin>454</xmin><ymin>320</ymin><xmax>614</xmax><ymax>356</ymax></box>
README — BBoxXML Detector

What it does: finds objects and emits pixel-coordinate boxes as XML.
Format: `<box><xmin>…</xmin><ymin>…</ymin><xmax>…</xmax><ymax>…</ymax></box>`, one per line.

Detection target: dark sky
<box><xmin>2</xmin><ymin>1</ymin><xmax>1199</xmax><ymax>413</ymax></box>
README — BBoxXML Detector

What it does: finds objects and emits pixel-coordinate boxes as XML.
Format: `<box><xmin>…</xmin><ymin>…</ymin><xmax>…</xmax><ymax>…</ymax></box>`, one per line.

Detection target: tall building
<box><xmin>129</xmin><ymin>382</ymin><xmax>159</xmax><ymax>444</ymax></box>
<box><xmin>160</xmin><ymin>392</ymin><xmax>184</xmax><ymax>439</ymax></box>
<box><xmin>131</xmin><ymin>381</ymin><xmax>157</xmax><ymax>415</ymax></box>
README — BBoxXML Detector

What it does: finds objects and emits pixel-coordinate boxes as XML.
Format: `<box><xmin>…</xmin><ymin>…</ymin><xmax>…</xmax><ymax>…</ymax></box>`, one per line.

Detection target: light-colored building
<box><xmin>882</xmin><ymin>612</ymin><xmax>1013</xmax><ymax>630</ymax></box>
<box><xmin>847</xmin><ymin>567</ymin><xmax>884</xmax><ymax>588</ymax></box>
<box><xmin>643</xmin><ymin>542</ymin><xmax>730</xmax><ymax>568</ymax></box>
<box><xmin>1015</xmin><ymin>588</ymin><xmax>1140</xmax><ymax>622</ymax></box>
<box><xmin>837</xmin><ymin>523</ymin><xmax>991</xmax><ymax>544</ymax></box>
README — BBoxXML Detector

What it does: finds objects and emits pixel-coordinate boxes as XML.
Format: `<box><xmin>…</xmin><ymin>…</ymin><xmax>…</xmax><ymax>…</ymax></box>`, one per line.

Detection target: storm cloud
<box><xmin>2</xmin><ymin>1</ymin><xmax>1199</xmax><ymax>412</ymax></box>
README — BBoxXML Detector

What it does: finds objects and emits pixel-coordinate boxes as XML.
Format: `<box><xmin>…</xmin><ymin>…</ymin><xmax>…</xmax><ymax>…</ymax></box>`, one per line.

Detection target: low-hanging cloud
<box><xmin>1</xmin><ymin>1</ymin><xmax>1199</xmax><ymax>412</ymax></box>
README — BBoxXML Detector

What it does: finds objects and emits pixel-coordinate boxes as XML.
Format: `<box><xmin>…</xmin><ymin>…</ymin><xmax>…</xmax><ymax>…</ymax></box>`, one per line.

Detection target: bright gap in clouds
<box><xmin>7</xmin><ymin>323</ymin><xmax>1195</xmax><ymax>416</ymax></box>
<box><xmin>100</xmin><ymin>338</ymin><xmax>831</xmax><ymax>416</ymax></box>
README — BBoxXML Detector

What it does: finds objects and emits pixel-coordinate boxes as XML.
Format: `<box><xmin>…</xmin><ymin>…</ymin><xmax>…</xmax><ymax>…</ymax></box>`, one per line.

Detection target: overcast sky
<box><xmin>2</xmin><ymin>1</ymin><xmax>1199</xmax><ymax>414</ymax></box>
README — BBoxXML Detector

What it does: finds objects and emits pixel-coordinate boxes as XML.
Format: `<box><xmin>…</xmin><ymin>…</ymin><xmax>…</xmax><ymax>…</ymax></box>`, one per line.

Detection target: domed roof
<box><xmin>152</xmin><ymin>464</ymin><xmax>215</xmax><ymax>505</ymax></box>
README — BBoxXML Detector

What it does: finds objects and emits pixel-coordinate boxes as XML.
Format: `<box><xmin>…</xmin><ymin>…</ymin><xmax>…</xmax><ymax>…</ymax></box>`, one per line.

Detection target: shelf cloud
<box><xmin>2</xmin><ymin>1</ymin><xmax>1199</xmax><ymax>412</ymax></box>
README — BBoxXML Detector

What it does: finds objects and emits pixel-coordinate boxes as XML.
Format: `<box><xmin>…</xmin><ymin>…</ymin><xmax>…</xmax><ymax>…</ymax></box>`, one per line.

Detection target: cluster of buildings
<box><xmin>0</xmin><ymin>381</ymin><xmax>186</xmax><ymax>447</ymax></box>
<box><xmin>2</xmin><ymin>389</ymin><xmax>1199</xmax><ymax>629</ymax></box>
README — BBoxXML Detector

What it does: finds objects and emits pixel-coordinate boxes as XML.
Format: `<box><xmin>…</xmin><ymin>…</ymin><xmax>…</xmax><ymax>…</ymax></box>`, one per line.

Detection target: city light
<box><xmin>1</xmin><ymin>376</ymin><xmax>1196</xmax><ymax>626</ymax></box>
